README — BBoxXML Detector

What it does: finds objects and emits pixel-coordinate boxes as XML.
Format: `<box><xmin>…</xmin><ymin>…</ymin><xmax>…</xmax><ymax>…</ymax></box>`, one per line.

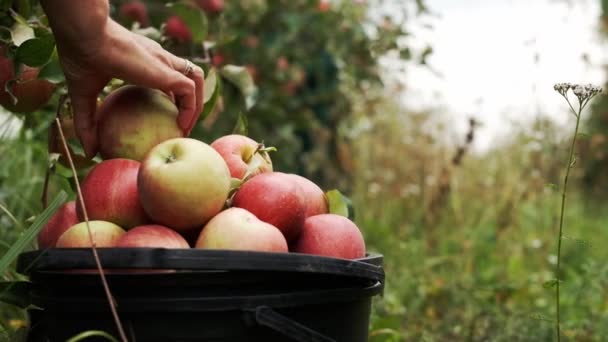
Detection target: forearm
<box><xmin>40</xmin><ymin>0</ymin><xmax>110</xmax><ymax>53</ymax></box>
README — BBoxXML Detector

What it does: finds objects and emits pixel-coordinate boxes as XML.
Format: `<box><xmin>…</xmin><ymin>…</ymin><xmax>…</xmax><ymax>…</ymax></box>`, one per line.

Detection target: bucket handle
<box><xmin>253</xmin><ymin>306</ymin><xmax>336</xmax><ymax>342</ymax></box>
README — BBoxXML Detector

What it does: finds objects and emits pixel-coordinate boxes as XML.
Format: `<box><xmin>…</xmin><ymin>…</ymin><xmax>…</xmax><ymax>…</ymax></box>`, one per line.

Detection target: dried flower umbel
<box><xmin>552</xmin><ymin>82</ymin><xmax>602</xmax><ymax>342</ymax></box>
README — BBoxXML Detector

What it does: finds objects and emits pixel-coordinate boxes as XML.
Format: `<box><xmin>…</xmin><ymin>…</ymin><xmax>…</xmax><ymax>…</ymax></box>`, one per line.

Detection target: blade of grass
<box><xmin>67</xmin><ymin>330</ymin><xmax>119</xmax><ymax>342</ymax></box>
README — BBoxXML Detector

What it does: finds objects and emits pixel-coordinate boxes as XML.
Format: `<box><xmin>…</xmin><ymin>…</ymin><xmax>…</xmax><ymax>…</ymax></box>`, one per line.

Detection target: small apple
<box><xmin>164</xmin><ymin>16</ymin><xmax>192</xmax><ymax>42</ymax></box>
<box><xmin>76</xmin><ymin>158</ymin><xmax>149</xmax><ymax>229</ymax></box>
<box><xmin>114</xmin><ymin>225</ymin><xmax>190</xmax><ymax>249</ymax></box>
<box><xmin>138</xmin><ymin>137</ymin><xmax>231</xmax><ymax>232</ymax></box>
<box><xmin>37</xmin><ymin>201</ymin><xmax>79</xmax><ymax>249</ymax></box>
<box><xmin>211</xmin><ymin>53</ymin><xmax>225</xmax><ymax>67</ymax></box>
<box><xmin>276</xmin><ymin>56</ymin><xmax>289</xmax><ymax>71</ymax></box>
<box><xmin>119</xmin><ymin>1</ymin><xmax>149</xmax><ymax>26</ymax></box>
<box><xmin>56</xmin><ymin>221</ymin><xmax>126</xmax><ymax>248</ymax></box>
<box><xmin>291</xmin><ymin>214</ymin><xmax>366</xmax><ymax>259</ymax></box>
<box><xmin>232</xmin><ymin>172</ymin><xmax>306</xmax><ymax>242</ymax></box>
<box><xmin>196</xmin><ymin>207</ymin><xmax>287</xmax><ymax>252</ymax></box>
<box><xmin>210</xmin><ymin>134</ymin><xmax>273</xmax><ymax>180</ymax></box>
<box><xmin>196</xmin><ymin>0</ymin><xmax>224</xmax><ymax>14</ymax></box>
<box><xmin>0</xmin><ymin>46</ymin><xmax>55</xmax><ymax>113</ymax></box>
<box><xmin>286</xmin><ymin>174</ymin><xmax>328</xmax><ymax>218</ymax></box>
<box><xmin>97</xmin><ymin>85</ymin><xmax>183</xmax><ymax>161</ymax></box>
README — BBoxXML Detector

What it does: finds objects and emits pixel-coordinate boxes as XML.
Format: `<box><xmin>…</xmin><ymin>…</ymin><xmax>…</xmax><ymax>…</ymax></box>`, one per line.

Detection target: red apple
<box><xmin>276</xmin><ymin>56</ymin><xmax>289</xmax><ymax>71</ymax></box>
<box><xmin>0</xmin><ymin>46</ymin><xmax>55</xmax><ymax>113</ymax></box>
<box><xmin>97</xmin><ymin>85</ymin><xmax>184</xmax><ymax>161</ymax></box>
<box><xmin>210</xmin><ymin>134</ymin><xmax>273</xmax><ymax>180</ymax></box>
<box><xmin>291</xmin><ymin>214</ymin><xmax>365</xmax><ymax>259</ymax></box>
<box><xmin>195</xmin><ymin>207</ymin><xmax>287</xmax><ymax>252</ymax></box>
<box><xmin>56</xmin><ymin>221</ymin><xmax>126</xmax><ymax>248</ymax></box>
<box><xmin>37</xmin><ymin>201</ymin><xmax>79</xmax><ymax>249</ymax></box>
<box><xmin>76</xmin><ymin>158</ymin><xmax>149</xmax><ymax>229</ymax></box>
<box><xmin>114</xmin><ymin>225</ymin><xmax>190</xmax><ymax>248</ymax></box>
<box><xmin>211</xmin><ymin>53</ymin><xmax>225</xmax><ymax>67</ymax></box>
<box><xmin>120</xmin><ymin>1</ymin><xmax>149</xmax><ymax>26</ymax></box>
<box><xmin>232</xmin><ymin>172</ymin><xmax>306</xmax><ymax>242</ymax></box>
<box><xmin>164</xmin><ymin>16</ymin><xmax>192</xmax><ymax>42</ymax></box>
<box><xmin>138</xmin><ymin>137</ymin><xmax>231</xmax><ymax>232</ymax></box>
<box><xmin>196</xmin><ymin>0</ymin><xmax>224</xmax><ymax>14</ymax></box>
<box><xmin>286</xmin><ymin>174</ymin><xmax>328</xmax><ymax>218</ymax></box>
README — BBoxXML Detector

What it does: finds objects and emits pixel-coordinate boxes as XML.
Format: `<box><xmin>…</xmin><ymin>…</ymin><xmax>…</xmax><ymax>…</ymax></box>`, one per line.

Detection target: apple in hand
<box><xmin>232</xmin><ymin>172</ymin><xmax>306</xmax><ymax>242</ymax></box>
<box><xmin>195</xmin><ymin>207</ymin><xmax>287</xmax><ymax>252</ymax></box>
<box><xmin>210</xmin><ymin>134</ymin><xmax>273</xmax><ymax>179</ymax></box>
<box><xmin>114</xmin><ymin>225</ymin><xmax>190</xmax><ymax>249</ymax></box>
<box><xmin>97</xmin><ymin>85</ymin><xmax>183</xmax><ymax>161</ymax></box>
<box><xmin>56</xmin><ymin>221</ymin><xmax>126</xmax><ymax>248</ymax></box>
<box><xmin>76</xmin><ymin>158</ymin><xmax>149</xmax><ymax>229</ymax></box>
<box><xmin>286</xmin><ymin>174</ymin><xmax>328</xmax><ymax>218</ymax></box>
<box><xmin>37</xmin><ymin>201</ymin><xmax>79</xmax><ymax>249</ymax></box>
<box><xmin>138</xmin><ymin>138</ymin><xmax>231</xmax><ymax>232</ymax></box>
<box><xmin>291</xmin><ymin>214</ymin><xmax>366</xmax><ymax>259</ymax></box>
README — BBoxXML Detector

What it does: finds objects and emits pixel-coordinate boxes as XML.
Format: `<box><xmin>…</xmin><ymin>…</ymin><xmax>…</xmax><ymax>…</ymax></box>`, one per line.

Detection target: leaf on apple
<box><xmin>220</xmin><ymin>64</ymin><xmax>258</xmax><ymax>111</ymax></box>
<box><xmin>167</xmin><ymin>1</ymin><xmax>208</xmax><ymax>44</ymax></box>
<box><xmin>326</xmin><ymin>189</ymin><xmax>354</xmax><ymax>219</ymax></box>
<box><xmin>15</xmin><ymin>34</ymin><xmax>55</xmax><ymax>67</ymax></box>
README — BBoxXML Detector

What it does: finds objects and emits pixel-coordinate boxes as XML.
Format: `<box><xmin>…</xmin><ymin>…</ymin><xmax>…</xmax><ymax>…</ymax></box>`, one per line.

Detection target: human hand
<box><xmin>41</xmin><ymin>1</ymin><xmax>204</xmax><ymax>158</ymax></box>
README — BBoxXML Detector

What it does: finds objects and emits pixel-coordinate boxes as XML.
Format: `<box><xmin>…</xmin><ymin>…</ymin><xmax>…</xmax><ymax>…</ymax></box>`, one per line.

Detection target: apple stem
<box><xmin>165</xmin><ymin>154</ymin><xmax>177</xmax><ymax>164</ymax></box>
<box><xmin>55</xmin><ymin>116</ymin><xmax>129</xmax><ymax>342</ymax></box>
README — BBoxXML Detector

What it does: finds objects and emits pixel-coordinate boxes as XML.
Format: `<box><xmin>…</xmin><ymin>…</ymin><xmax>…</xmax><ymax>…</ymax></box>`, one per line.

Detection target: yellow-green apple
<box><xmin>232</xmin><ymin>172</ymin><xmax>306</xmax><ymax>242</ymax></box>
<box><xmin>114</xmin><ymin>224</ymin><xmax>190</xmax><ymax>248</ymax></box>
<box><xmin>37</xmin><ymin>201</ymin><xmax>79</xmax><ymax>249</ymax></box>
<box><xmin>195</xmin><ymin>207</ymin><xmax>287</xmax><ymax>252</ymax></box>
<box><xmin>138</xmin><ymin>137</ymin><xmax>231</xmax><ymax>232</ymax></box>
<box><xmin>0</xmin><ymin>46</ymin><xmax>56</xmax><ymax>113</ymax></box>
<box><xmin>291</xmin><ymin>214</ymin><xmax>365</xmax><ymax>259</ymax></box>
<box><xmin>56</xmin><ymin>221</ymin><xmax>126</xmax><ymax>248</ymax></box>
<box><xmin>286</xmin><ymin>174</ymin><xmax>328</xmax><ymax>218</ymax></box>
<box><xmin>196</xmin><ymin>0</ymin><xmax>224</xmax><ymax>14</ymax></box>
<box><xmin>96</xmin><ymin>85</ymin><xmax>183</xmax><ymax>161</ymax></box>
<box><xmin>76</xmin><ymin>158</ymin><xmax>149</xmax><ymax>229</ymax></box>
<box><xmin>210</xmin><ymin>134</ymin><xmax>273</xmax><ymax>179</ymax></box>
<box><xmin>164</xmin><ymin>16</ymin><xmax>192</xmax><ymax>43</ymax></box>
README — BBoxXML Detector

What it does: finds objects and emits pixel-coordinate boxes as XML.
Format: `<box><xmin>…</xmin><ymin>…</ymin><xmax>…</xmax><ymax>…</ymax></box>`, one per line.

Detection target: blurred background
<box><xmin>2</xmin><ymin>0</ymin><xmax>608</xmax><ymax>340</ymax></box>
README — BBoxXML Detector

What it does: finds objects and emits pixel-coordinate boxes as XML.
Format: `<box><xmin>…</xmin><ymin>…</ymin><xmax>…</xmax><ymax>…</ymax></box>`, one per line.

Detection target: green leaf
<box><xmin>0</xmin><ymin>191</ymin><xmax>68</xmax><ymax>275</ymax></box>
<box><xmin>38</xmin><ymin>52</ymin><xmax>65</xmax><ymax>84</ymax></box>
<box><xmin>326</xmin><ymin>189</ymin><xmax>351</xmax><ymax>218</ymax></box>
<box><xmin>167</xmin><ymin>1</ymin><xmax>207</xmax><ymax>44</ymax></box>
<box><xmin>0</xmin><ymin>281</ymin><xmax>31</xmax><ymax>308</ymax></box>
<box><xmin>199</xmin><ymin>68</ymin><xmax>221</xmax><ymax>122</ymax></box>
<box><xmin>232</xmin><ymin>111</ymin><xmax>248</xmax><ymax>136</ymax></box>
<box><xmin>400</xmin><ymin>47</ymin><xmax>412</xmax><ymax>60</ymax></box>
<box><xmin>220</xmin><ymin>64</ymin><xmax>258</xmax><ymax>111</ymax></box>
<box><xmin>15</xmin><ymin>34</ymin><xmax>55</xmax><ymax>67</ymax></box>
<box><xmin>10</xmin><ymin>22</ymin><xmax>34</xmax><ymax>46</ymax></box>
<box><xmin>203</xmin><ymin>68</ymin><xmax>218</xmax><ymax>104</ymax></box>
<box><xmin>14</xmin><ymin>0</ymin><xmax>31</xmax><ymax>19</ymax></box>
<box><xmin>67</xmin><ymin>330</ymin><xmax>119</xmax><ymax>342</ymax></box>
<box><xmin>543</xmin><ymin>278</ymin><xmax>561</xmax><ymax>289</ymax></box>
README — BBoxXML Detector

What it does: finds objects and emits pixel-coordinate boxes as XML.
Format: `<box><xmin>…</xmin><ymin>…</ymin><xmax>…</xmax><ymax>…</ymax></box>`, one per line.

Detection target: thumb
<box><xmin>71</xmin><ymin>94</ymin><xmax>99</xmax><ymax>159</ymax></box>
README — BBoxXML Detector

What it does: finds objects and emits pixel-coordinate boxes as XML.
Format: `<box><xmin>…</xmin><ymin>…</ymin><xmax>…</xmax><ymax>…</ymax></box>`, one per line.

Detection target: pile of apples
<box><xmin>38</xmin><ymin>85</ymin><xmax>366</xmax><ymax>260</ymax></box>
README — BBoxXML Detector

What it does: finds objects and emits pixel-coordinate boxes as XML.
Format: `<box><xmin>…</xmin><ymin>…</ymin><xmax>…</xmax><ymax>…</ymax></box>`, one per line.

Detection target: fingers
<box><xmin>169</xmin><ymin>56</ymin><xmax>204</xmax><ymax>135</ymax></box>
<box><xmin>71</xmin><ymin>93</ymin><xmax>100</xmax><ymax>159</ymax></box>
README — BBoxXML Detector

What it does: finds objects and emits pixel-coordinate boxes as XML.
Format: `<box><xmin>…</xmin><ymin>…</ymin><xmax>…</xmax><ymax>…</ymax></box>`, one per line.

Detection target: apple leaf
<box><xmin>38</xmin><ymin>51</ymin><xmax>65</xmax><ymax>84</ymax></box>
<box><xmin>167</xmin><ymin>1</ymin><xmax>207</xmax><ymax>44</ymax></box>
<box><xmin>66</xmin><ymin>330</ymin><xmax>119</xmax><ymax>342</ymax></box>
<box><xmin>15</xmin><ymin>34</ymin><xmax>55</xmax><ymax>67</ymax></box>
<box><xmin>10</xmin><ymin>21</ymin><xmax>34</xmax><ymax>47</ymax></box>
<box><xmin>0</xmin><ymin>281</ymin><xmax>31</xmax><ymax>309</ymax></box>
<box><xmin>233</xmin><ymin>111</ymin><xmax>248</xmax><ymax>136</ymax></box>
<box><xmin>220</xmin><ymin>64</ymin><xmax>258</xmax><ymax>111</ymax></box>
<box><xmin>203</xmin><ymin>68</ymin><xmax>218</xmax><ymax>104</ymax></box>
<box><xmin>326</xmin><ymin>189</ymin><xmax>353</xmax><ymax>219</ymax></box>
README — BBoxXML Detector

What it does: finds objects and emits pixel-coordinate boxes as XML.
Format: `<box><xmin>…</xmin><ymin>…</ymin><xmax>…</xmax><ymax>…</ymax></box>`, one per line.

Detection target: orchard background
<box><xmin>1</xmin><ymin>0</ymin><xmax>608</xmax><ymax>341</ymax></box>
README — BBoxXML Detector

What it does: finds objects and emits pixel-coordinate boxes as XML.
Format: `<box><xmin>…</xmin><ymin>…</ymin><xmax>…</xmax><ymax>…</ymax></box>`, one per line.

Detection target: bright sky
<box><xmin>386</xmin><ymin>0</ymin><xmax>608</xmax><ymax>152</ymax></box>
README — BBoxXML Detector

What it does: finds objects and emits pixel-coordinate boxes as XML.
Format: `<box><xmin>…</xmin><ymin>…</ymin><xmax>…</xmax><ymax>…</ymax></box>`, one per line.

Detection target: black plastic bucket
<box><xmin>17</xmin><ymin>248</ymin><xmax>385</xmax><ymax>342</ymax></box>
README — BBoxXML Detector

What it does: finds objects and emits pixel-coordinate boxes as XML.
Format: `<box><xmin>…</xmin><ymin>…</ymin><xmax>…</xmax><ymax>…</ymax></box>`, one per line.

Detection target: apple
<box><xmin>119</xmin><ymin>1</ymin><xmax>149</xmax><ymax>26</ymax></box>
<box><xmin>210</xmin><ymin>134</ymin><xmax>273</xmax><ymax>180</ymax></box>
<box><xmin>0</xmin><ymin>46</ymin><xmax>55</xmax><ymax>113</ymax></box>
<box><xmin>276</xmin><ymin>56</ymin><xmax>289</xmax><ymax>71</ymax></box>
<box><xmin>164</xmin><ymin>16</ymin><xmax>192</xmax><ymax>42</ymax></box>
<box><xmin>138</xmin><ymin>137</ymin><xmax>231</xmax><ymax>232</ymax></box>
<box><xmin>211</xmin><ymin>54</ymin><xmax>225</xmax><ymax>67</ymax></box>
<box><xmin>97</xmin><ymin>85</ymin><xmax>183</xmax><ymax>161</ymax></box>
<box><xmin>56</xmin><ymin>221</ymin><xmax>126</xmax><ymax>248</ymax></box>
<box><xmin>232</xmin><ymin>172</ymin><xmax>306</xmax><ymax>242</ymax></box>
<box><xmin>196</xmin><ymin>0</ymin><xmax>224</xmax><ymax>14</ymax></box>
<box><xmin>37</xmin><ymin>201</ymin><xmax>79</xmax><ymax>249</ymax></box>
<box><xmin>76</xmin><ymin>158</ymin><xmax>149</xmax><ymax>229</ymax></box>
<box><xmin>286</xmin><ymin>174</ymin><xmax>328</xmax><ymax>218</ymax></box>
<box><xmin>291</xmin><ymin>214</ymin><xmax>365</xmax><ymax>259</ymax></box>
<box><xmin>195</xmin><ymin>207</ymin><xmax>287</xmax><ymax>252</ymax></box>
<box><xmin>114</xmin><ymin>225</ymin><xmax>190</xmax><ymax>249</ymax></box>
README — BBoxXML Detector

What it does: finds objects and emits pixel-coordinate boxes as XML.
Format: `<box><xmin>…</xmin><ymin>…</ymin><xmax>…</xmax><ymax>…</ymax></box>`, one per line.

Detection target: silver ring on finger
<box><xmin>182</xmin><ymin>58</ymin><xmax>194</xmax><ymax>76</ymax></box>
